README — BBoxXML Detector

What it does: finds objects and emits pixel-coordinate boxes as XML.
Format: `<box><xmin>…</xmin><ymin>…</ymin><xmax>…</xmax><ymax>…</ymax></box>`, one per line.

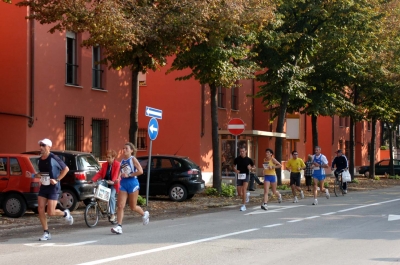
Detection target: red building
<box><xmin>0</xmin><ymin>1</ymin><xmax>383</xmax><ymax>185</ymax></box>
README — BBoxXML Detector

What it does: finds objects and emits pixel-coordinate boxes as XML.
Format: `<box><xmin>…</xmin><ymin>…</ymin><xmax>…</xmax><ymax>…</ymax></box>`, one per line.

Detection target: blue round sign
<box><xmin>148</xmin><ymin>118</ymin><xmax>159</xmax><ymax>141</ymax></box>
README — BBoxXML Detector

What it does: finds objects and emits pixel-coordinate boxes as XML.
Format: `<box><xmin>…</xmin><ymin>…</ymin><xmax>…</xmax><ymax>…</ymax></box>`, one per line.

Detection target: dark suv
<box><xmin>23</xmin><ymin>150</ymin><xmax>100</xmax><ymax>211</ymax></box>
<box><xmin>136</xmin><ymin>155</ymin><xmax>205</xmax><ymax>202</ymax></box>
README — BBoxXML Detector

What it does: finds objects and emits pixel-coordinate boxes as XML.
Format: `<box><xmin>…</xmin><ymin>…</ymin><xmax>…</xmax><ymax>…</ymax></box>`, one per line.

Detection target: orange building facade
<box><xmin>1</xmin><ymin>2</ymin><xmax>383</xmax><ymax>186</ymax></box>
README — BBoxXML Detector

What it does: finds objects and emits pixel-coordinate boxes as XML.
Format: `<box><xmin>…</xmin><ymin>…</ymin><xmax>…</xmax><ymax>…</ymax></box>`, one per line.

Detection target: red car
<box><xmin>0</xmin><ymin>154</ymin><xmax>41</xmax><ymax>217</ymax></box>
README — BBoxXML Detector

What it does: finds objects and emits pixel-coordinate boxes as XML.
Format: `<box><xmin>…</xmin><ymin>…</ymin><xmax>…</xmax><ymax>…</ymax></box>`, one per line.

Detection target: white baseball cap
<box><xmin>38</xmin><ymin>138</ymin><xmax>52</xmax><ymax>147</ymax></box>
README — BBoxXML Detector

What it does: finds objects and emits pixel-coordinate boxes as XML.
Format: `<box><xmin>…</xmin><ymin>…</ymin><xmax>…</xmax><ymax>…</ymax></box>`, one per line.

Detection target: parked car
<box><xmin>136</xmin><ymin>155</ymin><xmax>205</xmax><ymax>202</ymax></box>
<box><xmin>23</xmin><ymin>150</ymin><xmax>100</xmax><ymax>211</ymax></box>
<box><xmin>358</xmin><ymin>159</ymin><xmax>400</xmax><ymax>177</ymax></box>
<box><xmin>0</xmin><ymin>154</ymin><xmax>41</xmax><ymax>217</ymax></box>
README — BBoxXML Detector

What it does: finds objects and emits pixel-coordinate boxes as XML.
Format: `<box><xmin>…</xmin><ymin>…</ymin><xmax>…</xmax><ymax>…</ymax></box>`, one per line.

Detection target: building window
<box><xmin>92</xmin><ymin>119</ymin><xmax>109</xmax><ymax>160</ymax></box>
<box><xmin>345</xmin><ymin>140</ymin><xmax>349</xmax><ymax>158</ymax></box>
<box><xmin>137</xmin><ymin>128</ymin><xmax>147</xmax><ymax>150</ymax></box>
<box><xmin>367</xmin><ymin>142</ymin><xmax>371</xmax><ymax>161</ymax></box>
<box><xmin>345</xmin><ymin>117</ymin><xmax>350</xmax><ymax>127</ymax></box>
<box><xmin>66</xmin><ymin>31</ymin><xmax>78</xmax><ymax>85</ymax></box>
<box><xmin>92</xmin><ymin>46</ymin><xmax>103</xmax><ymax>89</ymax></box>
<box><xmin>367</xmin><ymin>121</ymin><xmax>371</xmax><ymax>131</ymax></box>
<box><xmin>65</xmin><ymin>115</ymin><xmax>83</xmax><ymax>151</ymax></box>
<box><xmin>218</xmin><ymin>86</ymin><xmax>226</xmax><ymax>108</ymax></box>
<box><xmin>339</xmin><ymin>117</ymin><xmax>344</xmax><ymax>127</ymax></box>
<box><xmin>231</xmin><ymin>86</ymin><xmax>238</xmax><ymax>110</ymax></box>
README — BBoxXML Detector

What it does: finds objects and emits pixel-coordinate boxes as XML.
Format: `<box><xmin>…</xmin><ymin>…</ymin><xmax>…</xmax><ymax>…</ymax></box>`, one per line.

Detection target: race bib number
<box><xmin>263</xmin><ymin>162</ymin><xmax>269</xmax><ymax>169</ymax></box>
<box><xmin>121</xmin><ymin>164</ymin><xmax>132</xmax><ymax>175</ymax></box>
<box><xmin>238</xmin><ymin>173</ymin><xmax>246</xmax><ymax>180</ymax></box>
<box><xmin>40</xmin><ymin>173</ymin><xmax>50</xmax><ymax>185</ymax></box>
<box><xmin>314</xmin><ymin>167</ymin><xmax>320</xmax><ymax>170</ymax></box>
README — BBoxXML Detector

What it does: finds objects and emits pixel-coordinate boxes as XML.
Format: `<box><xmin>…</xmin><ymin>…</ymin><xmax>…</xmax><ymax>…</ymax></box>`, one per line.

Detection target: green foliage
<box><xmin>205</xmin><ymin>183</ymin><xmax>236</xmax><ymax>197</ymax></box>
<box><xmin>352</xmin><ymin>178</ymin><xmax>360</xmax><ymax>184</ymax></box>
<box><xmin>388</xmin><ymin>175</ymin><xmax>400</xmax><ymax>180</ymax></box>
<box><xmin>137</xmin><ymin>195</ymin><xmax>146</xmax><ymax>206</ymax></box>
<box><xmin>324</xmin><ymin>182</ymin><xmax>329</xmax><ymax>188</ymax></box>
<box><xmin>374</xmin><ymin>176</ymin><xmax>380</xmax><ymax>181</ymax></box>
<box><xmin>380</xmin><ymin>146</ymin><xmax>389</xmax><ymax>150</ymax></box>
<box><xmin>276</xmin><ymin>184</ymin><xmax>290</xmax><ymax>190</ymax></box>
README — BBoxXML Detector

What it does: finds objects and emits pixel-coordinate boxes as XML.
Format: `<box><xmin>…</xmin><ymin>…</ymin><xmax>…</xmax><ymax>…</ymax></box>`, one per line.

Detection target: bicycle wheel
<box><xmin>84</xmin><ymin>202</ymin><xmax>100</xmax><ymax>228</ymax></box>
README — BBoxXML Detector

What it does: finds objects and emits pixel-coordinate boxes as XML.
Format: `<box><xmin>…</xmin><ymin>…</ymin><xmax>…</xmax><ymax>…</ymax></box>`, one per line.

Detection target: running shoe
<box><xmin>39</xmin><ymin>232</ymin><xmax>51</xmax><ymax>241</ymax></box>
<box><xmin>343</xmin><ymin>189</ymin><xmax>348</xmax><ymax>194</ymax></box>
<box><xmin>325</xmin><ymin>189</ymin><xmax>330</xmax><ymax>199</ymax></box>
<box><xmin>245</xmin><ymin>192</ymin><xmax>250</xmax><ymax>203</ymax></box>
<box><xmin>278</xmin><ymin>194</ymin><xmax>282</xmax><ymax>203</ymax></box>
<box><xmin>293</xmin><ymin>196</ymin><xmax>299</xmax><ymax>203</ymax></box>
<box><xmin>312</xmin><ymin>199</ymin><xmax>318</xmax><ymax>205</ymax></box>
<box><xmin>261</xmin><ymin>203</ymin><xmax>268</xmax><ymax>210</ymax></box>
<box><xmin>240</xmin><ymin>205</ymin><xmax>246</xmax><ymax>211</ymax></box>
<box><xmin>300</xmin><ymin>190</ymin><xmax>304</xmax><ymax>199</ymax></box>
<box><xmin>64</xmin><ymin>209</ymin><xmax>74</xmax><ymax>225</ymax></box>
<box><xmin>111</xmin><ymin>225</ymin><xmax>123</xmax><ymax>234</ymax></box>
<box><xmin>142</xmin><ymin>211</ymin><xmax>150</xmax><ymax>225</ymax></box>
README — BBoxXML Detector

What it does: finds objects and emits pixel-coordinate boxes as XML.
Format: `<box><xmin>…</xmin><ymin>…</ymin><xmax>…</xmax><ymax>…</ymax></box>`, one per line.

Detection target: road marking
<box><xmin>321</xmin><ymin>212</ymin><xmax>336</xmax><ymax>216</ymax></box>
<box><xmin>287</xmin><ymin>219</ymin><xmax>303</xmax><ymax>223</ymax></box>
<box><xmin>305</xmin><ymin>216</ymin><xmax>320</xmax><ymax>219</ymax></box>
<box><xmin>244</xmin><ymin>205</ymin><xmax>303</xmax><ymax>215</ymax></box>
<box><xmin>388</xmin><ymin>215</ymin><xmax>400</xmax><ymax>221</ymax></box>
<box><xmin>263</xmin><ymin>224</ymin><xmax>283</xmax><ymax>228</ymax></box>
<box><xmin>25</xmin><ymin>241</ymin><xmax>97</xmax><ymax>247</ymax></box>
<box><xmin>76</xmin><ymin>229</ymin><xmax>259</xmax><ymax>265</ymax></box>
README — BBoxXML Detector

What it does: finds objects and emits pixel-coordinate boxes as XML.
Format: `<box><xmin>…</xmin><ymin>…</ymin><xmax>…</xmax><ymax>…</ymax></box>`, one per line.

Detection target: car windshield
<box><xmin>29</xmin><ymin>157</ymin><xmax>40</xmax><ymax>172</ymax></box>
<box><xmin>78</xmin><ymin>155</ymin><xmax>100</xmax><ymax>170</ymax></box>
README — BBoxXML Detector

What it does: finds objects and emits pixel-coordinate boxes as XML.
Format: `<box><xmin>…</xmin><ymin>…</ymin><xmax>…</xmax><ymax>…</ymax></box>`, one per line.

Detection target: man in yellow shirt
<box><xmin>286</xmin><ymin>150</ymin><xmax>306</xmax><ymax>203</ymax></box>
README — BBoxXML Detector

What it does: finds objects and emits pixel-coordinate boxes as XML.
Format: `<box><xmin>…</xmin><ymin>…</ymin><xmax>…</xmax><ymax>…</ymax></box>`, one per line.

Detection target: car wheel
<box><xmin>169</xmin><ymin>184</ymin><xmax>188</xmax><ymax>202</ymax></box>
<box><xmin>2</xmin><ymin>193</ymin><xmax>27</xmax><ymax>218</ymax></box>
<box><xmin>364</xmin><ymin>171</ymin><xmax>370</xmax><ymax>178</ymax></box>
<box><xmin>59</xmin><ymin>189</ymin><xmax>79</xmax><ymax>212</ymax></box>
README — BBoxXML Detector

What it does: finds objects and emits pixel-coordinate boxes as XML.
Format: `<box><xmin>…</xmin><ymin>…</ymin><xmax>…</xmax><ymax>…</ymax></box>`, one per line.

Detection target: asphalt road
<box><xmin>1</xmin><ymin>186</ymin><xmax>400</xmax><ymax>265</ymax></box>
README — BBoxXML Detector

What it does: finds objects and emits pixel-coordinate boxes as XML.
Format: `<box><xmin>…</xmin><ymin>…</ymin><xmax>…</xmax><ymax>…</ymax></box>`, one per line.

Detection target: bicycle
<box><xmin>84</xmin><ymin>180</ymin><xmax>117</xmax><ymax>228</ymax></box>
<box><xmin>333</xmin><ymin>169</ymin><xmax>345</xmax><ymax>197</ymax></box>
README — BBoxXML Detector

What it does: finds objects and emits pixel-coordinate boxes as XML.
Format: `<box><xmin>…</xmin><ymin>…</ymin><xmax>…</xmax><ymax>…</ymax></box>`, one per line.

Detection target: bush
<box><xmin>277</xmin><ymin>184</ymin><xmax>290</xmax><ymax>190</ymax></box>
<box><xmin>205</xmin><ymin>183</ymin><xmax>236</xmax><ymax>197</ymax></box>
<box><xmin>380</xmin><ymin>146</ymin><xmax>389</xmax><ymax>150</ymax></box>
<box><xmin>352</xmin><ymin>178</ymin><xmax>359</xmax><ymax>184</ymax></box>
<box><xmin>137</xmin><ymin>195</ymin><xmax>146</xmax><ymax>206</ymax></box>
<box><xmin>220</xmin><ymin>183</ymin><xmax>236</xmax><ymax>197</ymax></box>
<box><xmin>389</xmin><ymin>175</ymin><xmax>400</xmax><ymax>180</ymax></box>
<box><xmin>324</xmin><ymin>182</ymin><xmax>329</xmax><ymax>188</ymax></box>
<box><xmin>374</xmin><ymin>176</ymin><xmax>380</xmax><ymax>181</ymax></box>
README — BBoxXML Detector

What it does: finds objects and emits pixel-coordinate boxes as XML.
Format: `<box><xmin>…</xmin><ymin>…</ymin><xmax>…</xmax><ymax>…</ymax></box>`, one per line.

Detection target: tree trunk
<box><xmin>311</xmin><ymin>115</ymin><xmax>318</xmax><ymax>148</ymax></box>
<box><xmin>209</xmin><ymin>83</ymin><xmax>221</xmax><ymax>192</ymax></box>
<box><xmin>349</xmin><ymin>117</ymin><xmax>355</xmax><ymax>180</ymax></box>
<box><xmin>129</xmin><ymin>70</ymin><xmax>140</xmax><ymax>146</ymax></box>
<box><xmin>369</xmin><ymin>118</ymin><xmax>377</xmax><ymax>179</ymax></box>
<box><xmin>275</xmin><ymin>94</ymin><xmax>289</xmax><ymax>186</ymax></box>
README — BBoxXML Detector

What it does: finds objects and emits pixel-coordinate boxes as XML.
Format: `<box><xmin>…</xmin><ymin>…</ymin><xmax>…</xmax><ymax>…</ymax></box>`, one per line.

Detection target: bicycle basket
<box><xmin>94</xmin><ymin>181</ymin><xmax>111</xmax><ymax>202</ymax></box>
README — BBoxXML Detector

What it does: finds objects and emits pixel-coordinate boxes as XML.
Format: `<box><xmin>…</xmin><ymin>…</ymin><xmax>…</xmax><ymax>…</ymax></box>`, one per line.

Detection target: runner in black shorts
<box><xmin>26</xmin><ymin>138</ymin><xmax>73</xmax><ymax>241</ymax></box>
<box><xmin>233</xmin><ymin>147</ymin><xmax>254</xmax><ymax>212</ymax></box>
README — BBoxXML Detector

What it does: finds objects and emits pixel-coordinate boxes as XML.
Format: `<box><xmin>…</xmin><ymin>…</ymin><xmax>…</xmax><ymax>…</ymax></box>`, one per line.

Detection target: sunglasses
<box><xmin>39</xmin><ymin>143</ymin><xmax>46</xmax><ymax>147</ymax></box>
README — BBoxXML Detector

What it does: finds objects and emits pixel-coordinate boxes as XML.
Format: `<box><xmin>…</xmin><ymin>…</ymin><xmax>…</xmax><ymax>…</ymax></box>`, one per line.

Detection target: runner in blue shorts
<box><xmin>111</xmin><ymin>142</ymin><xmax>149</xmax><ymax>235</ymax></box>
<box><xmin>311</xmin><ymin>146</ymin><xmax>330</xmax><ymax>205</ymax></box>
<box><xmin>261</xmin><ymin>148</ymin><xmax>282</xmax><ymax>210</ymax></box>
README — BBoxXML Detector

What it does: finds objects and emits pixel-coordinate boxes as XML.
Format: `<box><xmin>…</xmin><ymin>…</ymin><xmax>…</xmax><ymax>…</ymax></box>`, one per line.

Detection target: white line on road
<box><xmin>263</xmin><ymin>224</ymin><xmax>283</xmax><ymax>228</ymax></box>
<box><xmin>321</xmin><ymin>212</ymin><xmax>336</xmax><ymax>216</ymax></box>
<box><xmin>24</xmin><ymin>241</ymin><xmax>97</xmax><ymax>247</ymax></box>
<box><xmin>305</xmin><ymin>216</ymin><xmax>320</xmax><ymax>219</ymax></box>
<box><xmin>76</xmin><ymin>229</ymin><xmax>259</xmax><ymax>265</ymax></box>
<box><xmin>287</xmin><ymin>219</ymin><xmax>303</xmax><ymax>223</ymax></box>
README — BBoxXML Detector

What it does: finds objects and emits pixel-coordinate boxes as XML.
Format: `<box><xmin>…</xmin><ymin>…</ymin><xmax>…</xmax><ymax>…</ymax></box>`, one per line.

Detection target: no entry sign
<box><xmin>228</xmin><ymin>118</ymin><xmax>245</xmax><ymax>136</ymax></box>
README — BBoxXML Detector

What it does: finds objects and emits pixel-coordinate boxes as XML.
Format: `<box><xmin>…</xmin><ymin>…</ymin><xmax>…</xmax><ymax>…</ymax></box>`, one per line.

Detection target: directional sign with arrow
<box><xmin>148</xmin><ymin>118</ymin><xmax>159</xmax><ymax>140</ymax></box>
<box><xmin>145</xmin><ymin>106</ymin><xmax>162</xmax><ymax>119</ymax></box>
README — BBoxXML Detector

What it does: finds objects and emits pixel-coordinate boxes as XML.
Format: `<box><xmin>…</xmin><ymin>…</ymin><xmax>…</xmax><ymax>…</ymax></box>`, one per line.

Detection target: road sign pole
<box><xmin>235</xmin><ymin>135</ymin><xmax>238</xmax><ymax>196</ymax></box>
<box><xmin>146</xmin><ymin>140</ymin><xmax>153</xmax><ymax>207</ymax></box>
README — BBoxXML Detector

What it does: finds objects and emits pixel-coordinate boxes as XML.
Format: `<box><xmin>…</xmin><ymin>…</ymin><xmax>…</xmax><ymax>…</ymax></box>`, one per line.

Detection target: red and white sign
<box><xmin>228</xmin><ymin>118</ymin><xmax>245</xmax><ymax>136</ymax></box>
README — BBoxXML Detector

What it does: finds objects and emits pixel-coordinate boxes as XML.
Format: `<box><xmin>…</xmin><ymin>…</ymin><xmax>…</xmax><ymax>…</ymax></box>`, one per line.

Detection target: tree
<box><xmin>169</xmin><ymin>0</ymin><xmax>276</xmax><ymax>191</ymax></box>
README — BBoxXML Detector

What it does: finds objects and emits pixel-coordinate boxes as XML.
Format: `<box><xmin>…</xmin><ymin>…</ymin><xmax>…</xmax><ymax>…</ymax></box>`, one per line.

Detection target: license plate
<box><xmin>201</xmin><ymin>183</ymin><xmax>205</xmax><ymax>189</ymax></box>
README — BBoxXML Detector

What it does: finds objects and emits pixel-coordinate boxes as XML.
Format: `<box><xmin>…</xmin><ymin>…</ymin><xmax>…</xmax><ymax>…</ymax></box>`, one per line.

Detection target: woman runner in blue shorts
<box><xmin>261</xmin><ymin>148</ymin><xmax>282</xmax><ymax>210</ymax></box>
